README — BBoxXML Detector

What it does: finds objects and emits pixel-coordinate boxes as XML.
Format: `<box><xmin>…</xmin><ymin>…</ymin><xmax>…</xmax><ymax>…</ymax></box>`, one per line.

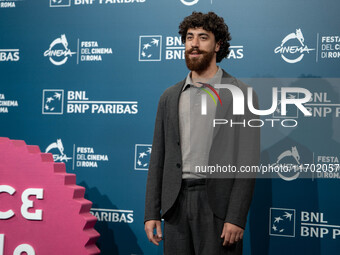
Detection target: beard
<box><xmin>185</xmin><ymin>47</ymin><xmax>215</xmax><ymax>72</ymax></box>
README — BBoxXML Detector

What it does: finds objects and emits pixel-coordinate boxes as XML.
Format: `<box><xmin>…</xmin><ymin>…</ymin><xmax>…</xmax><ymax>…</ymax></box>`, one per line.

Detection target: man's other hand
<box><xmin>221</xmin><ymin>222</ymin><xmax>244</xmax><ymax>246</ymax></box>
<box><xmin>145</xmin><ymin>220</ymin><xmax>162</xmax><ymax>246</ymax></box>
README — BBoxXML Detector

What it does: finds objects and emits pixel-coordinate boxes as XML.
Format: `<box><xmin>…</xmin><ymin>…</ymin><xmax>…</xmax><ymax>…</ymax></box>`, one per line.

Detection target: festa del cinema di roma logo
<box><xmin>180</xmin><ymin>0</ymin><xmax>199</xmax><ymax>5</ymax></box>
<box><xmin>274</xmin><ymin>29</ymin><xmax>315</xmax><ymax>64</ymax></box>
<box><xmin>45</xmin><ymin>139</ymin><xmax>72</xmax><ymax>162</ymax></box>
<box><xmin>44</xmin><ymin>34</ymin><xmax>76</xmax><ymax>66</ymax></box>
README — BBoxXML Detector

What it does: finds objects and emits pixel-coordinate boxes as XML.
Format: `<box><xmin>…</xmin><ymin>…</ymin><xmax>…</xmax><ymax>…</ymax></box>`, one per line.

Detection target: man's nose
<box><xmin>191</xmin><ymin>36</ymin><xmax>199</xmax><ymax>47</ymax></box>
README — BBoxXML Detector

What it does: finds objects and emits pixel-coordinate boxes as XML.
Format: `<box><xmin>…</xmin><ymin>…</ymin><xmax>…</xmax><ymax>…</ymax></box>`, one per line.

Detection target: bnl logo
<box><xmin>139</xmin><ymin>36</ymin><xmax>162</xmax><ymax>61</ymax></box>
<box><xmin>269</xmin><ymin>208</ymin><xmax>296</xmax><ymax>237</ymax></box>
<box><xmin>42</xmin><ymin>89</ymin><xmax>64</xmax><ymax>114</ymax></box>
<box><xmin>50</xmin><ymin>0</ymin><xmax>71</xmax><ymax>7</ymax></box>
<box><xmin>134</xmin><ymin>144</ymin><xmax>152</xmax><ymax>170</ymax></box>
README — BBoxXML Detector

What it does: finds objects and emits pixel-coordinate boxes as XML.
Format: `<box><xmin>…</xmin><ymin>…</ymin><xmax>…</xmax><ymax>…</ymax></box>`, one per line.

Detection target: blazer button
<box><xmin>176</xmin><ymin>163</ymin><xmax>181</xmax><ymax>168</ymax></box>
<box><xmin>177</xmin><ymin>141</ymin><xmax>180</xmax><ymax>146</ymax></box>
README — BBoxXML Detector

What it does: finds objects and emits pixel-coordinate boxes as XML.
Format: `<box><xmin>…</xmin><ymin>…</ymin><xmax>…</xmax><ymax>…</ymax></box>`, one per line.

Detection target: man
<box><xmin>144</xmin><ymin>11</ymin><xmax>260</xmax><ymax>255</ymax></box>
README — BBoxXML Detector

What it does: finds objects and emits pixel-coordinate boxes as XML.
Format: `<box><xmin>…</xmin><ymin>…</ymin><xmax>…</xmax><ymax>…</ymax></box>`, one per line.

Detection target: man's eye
<box><xmin>201</xmin><ymin>37</ymin><xmax>207</xmax><ymax>40</ymax></box>
<box><xmin>186</xmin><ymin>36</ymin><xmax>193</xmax><ymax>40</ymax></box>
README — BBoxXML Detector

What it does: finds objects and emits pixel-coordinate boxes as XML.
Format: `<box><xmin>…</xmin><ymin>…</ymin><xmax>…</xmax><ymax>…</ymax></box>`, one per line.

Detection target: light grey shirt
<box><xmin>179</xmin><ymin>67</ymin><xmax>223</xmax><ymax>179</ymax></box>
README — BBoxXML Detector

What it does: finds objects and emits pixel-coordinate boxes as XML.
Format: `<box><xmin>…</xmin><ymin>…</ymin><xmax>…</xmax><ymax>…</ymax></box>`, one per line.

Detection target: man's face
<box><xmin>184</xmin><ymin>27</ymin><xmax>220</xmax><ymax>72</ymax></box>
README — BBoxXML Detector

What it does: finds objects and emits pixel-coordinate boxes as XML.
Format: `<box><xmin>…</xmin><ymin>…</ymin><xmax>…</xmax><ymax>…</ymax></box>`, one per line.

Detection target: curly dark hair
<box><xmin>178</xmin><ymin>11</ymin><xmax>231</xmax><ymax>63</ymax></box>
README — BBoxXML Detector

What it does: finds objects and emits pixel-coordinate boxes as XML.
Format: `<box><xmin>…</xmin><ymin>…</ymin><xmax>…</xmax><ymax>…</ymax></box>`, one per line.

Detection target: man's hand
<box><xmin>221</xmin><ymin>222</ymin><xmax>244</xmax><ymax>246</ymax></box>
<box><xmin>144</xmin><ymin>220</ymin><xmax>162</xmax><ymax>246</ymax></box>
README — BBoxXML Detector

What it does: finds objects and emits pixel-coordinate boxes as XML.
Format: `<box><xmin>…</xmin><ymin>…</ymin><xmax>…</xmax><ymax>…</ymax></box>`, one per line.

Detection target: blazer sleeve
<box><xmin>224</xmin><ymin>89</ymin><xmax>260</xmax><ymax>229</ymax></box>
<box><xmin>144</xmin><ymin>96</ymin><xmax>166</xmax><ymax>223</ymax></box>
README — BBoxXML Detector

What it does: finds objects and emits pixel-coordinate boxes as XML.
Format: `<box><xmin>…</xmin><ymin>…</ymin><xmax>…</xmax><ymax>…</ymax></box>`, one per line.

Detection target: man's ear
<box><xmin>215</xmin><ymin>41</ymin><xmax>221</xmax><ymax>53</ymax></box>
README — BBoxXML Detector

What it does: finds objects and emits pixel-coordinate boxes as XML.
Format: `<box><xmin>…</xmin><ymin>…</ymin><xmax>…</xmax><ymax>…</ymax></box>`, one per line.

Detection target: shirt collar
<box><xmin>182</xmin><ymin>66</ymin><xmax>223</xmax><ymax>92</ymax></box>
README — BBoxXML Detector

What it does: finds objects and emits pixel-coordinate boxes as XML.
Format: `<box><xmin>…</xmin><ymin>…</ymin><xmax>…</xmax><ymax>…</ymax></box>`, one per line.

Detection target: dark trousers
<box><xmin>163</xmin><ymin>179</ymin><xmax>242</xmax><ymax>255</ymax></box>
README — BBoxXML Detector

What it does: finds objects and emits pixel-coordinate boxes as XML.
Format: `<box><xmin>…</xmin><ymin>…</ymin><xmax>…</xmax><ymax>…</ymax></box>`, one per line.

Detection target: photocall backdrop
<box><xmin>1</xmin><ymin>0</ymin><xmax>340</xmax><ymax>254</ymax></box>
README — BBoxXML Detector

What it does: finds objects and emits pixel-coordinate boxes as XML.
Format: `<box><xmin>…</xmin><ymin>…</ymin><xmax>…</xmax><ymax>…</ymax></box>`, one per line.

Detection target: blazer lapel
<box><xmin>172</xmin><ymin>79</ymin><xmax>186</xmax><ymax>141</ymax></box>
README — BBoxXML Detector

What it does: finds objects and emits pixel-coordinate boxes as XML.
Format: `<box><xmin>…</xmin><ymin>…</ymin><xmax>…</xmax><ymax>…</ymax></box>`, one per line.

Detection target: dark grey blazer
<box><xmin>145</xmin><ymin>69</ymin><xmax>260</xmax><ymax>229</ymax></box>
